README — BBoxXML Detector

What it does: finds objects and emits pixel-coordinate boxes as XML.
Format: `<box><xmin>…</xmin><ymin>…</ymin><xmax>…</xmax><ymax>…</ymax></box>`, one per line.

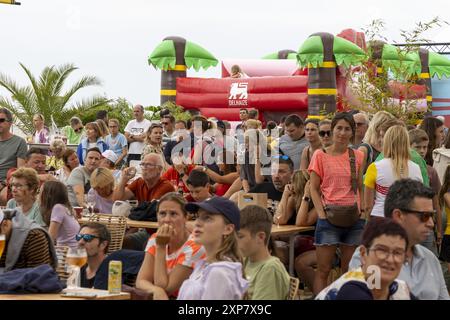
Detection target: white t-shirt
<box><xmin>124</xmin><ymin>119</ymin><xmax>151</xmax><ymax>154</ymax></box>
<box><xmin>364</xmin><ymin>158</ymin><xmax>423</xmax><ymax>217</ymax></box>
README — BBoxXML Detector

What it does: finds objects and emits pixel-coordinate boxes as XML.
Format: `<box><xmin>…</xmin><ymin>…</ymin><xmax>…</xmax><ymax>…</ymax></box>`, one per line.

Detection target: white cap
<box><xmin>437</xmin><ymin>116</ymin><xmax>445</xmax><ymax>123</ymax></box>
<box><xmin>102</xmin><ymin>150</ymin><xmax>119</xmax><ymax>164</ymax></box>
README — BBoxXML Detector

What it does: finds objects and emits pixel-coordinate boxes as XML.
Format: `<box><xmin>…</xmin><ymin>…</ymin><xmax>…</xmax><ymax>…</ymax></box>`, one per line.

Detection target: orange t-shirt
<box><xmin>308</xmin><ymin>149</ymin><xmax>364</xmax><ymax>206</ymax></box>
<box><xmin>127</xmin><ymin>177</ymin><xmax>175</xmax><ymax>202</ymax></box>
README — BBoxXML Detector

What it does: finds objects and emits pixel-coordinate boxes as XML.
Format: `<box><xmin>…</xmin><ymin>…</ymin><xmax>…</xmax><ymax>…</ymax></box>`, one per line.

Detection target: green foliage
<box><xmin>145</xmin><ymin>101</ymin><xmax>192</xmax><ymax>122</ymax></box>
<box><xmin>78</xmin><ymin>97</ymin><xmax>134</xmax><ymax>132</ymax></box>
<box><xmin>0</xmin><ymin>63</ymin><xmax>110</xmax><ymax>134</ymax></box>
<box><xmin>347</xmin><ymin>18</ymin><xmax>448</xmax><ymax>125</ymax></box>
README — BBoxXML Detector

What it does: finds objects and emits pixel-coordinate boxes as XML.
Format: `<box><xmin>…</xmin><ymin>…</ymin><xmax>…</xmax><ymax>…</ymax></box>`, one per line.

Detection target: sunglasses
<box><xmin>319</xmin><ymin>130</ymin><xmax>331</xmax><ymax>137</ymax></box>
<box><xmin>75</xmin><ymin>234</ymin><xmax>100</xmax><ymax>242</ymax></box>
<box><xmin>0</xmin><ymin>118</ymin><xmax>9</xmax><ymax>123</ymax></box>
<box><xmin>272</xmin><ymin>155</ymin><xmax>290</xmax><ymax>160</ymax></box>
<box><xmin>400</xmin><ymin>208</ymin><xmax>436</xmax><ymax>222</ymax></box>
<box><xmin>161</xmin><ymin>122</ymin><xmax>170</xmax><ymax>125</ymax></box>
<box><xmin>74</xmin><ymin>127</ymin><xmax>83</xmax><ymax>133</ymax></box>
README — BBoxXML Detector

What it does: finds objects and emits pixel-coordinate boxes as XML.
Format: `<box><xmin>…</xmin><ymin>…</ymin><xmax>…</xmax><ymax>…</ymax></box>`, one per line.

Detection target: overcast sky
<box><xmin>0</xmin><ymin>0</ymin><xmax>449</xmax><ymax>107</ymax></box>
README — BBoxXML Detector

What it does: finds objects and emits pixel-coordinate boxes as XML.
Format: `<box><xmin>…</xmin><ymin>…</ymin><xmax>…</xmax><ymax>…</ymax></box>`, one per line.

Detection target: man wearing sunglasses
<box><xmin>0</xmin><ymin>108</ymin><xmax>27</xmax><ymax>205</ymax></box>
<box><xmin>161</xmin><ymin>115</ymin><xmax>175</xmax><ymax>148</ymax></box>
<box><xmin>62</xmin><ymin>117</ymin><xmax>85</xmax><ymax>145</ymax></box>
<box><xmin>349</xmin><ymin>178</ymin><xmax>449</xmax><ymax>300</ymax></box>
<box><xmin>77</xmin><ymin>222</ymin><xmax>111</xmax><ymax>288</ymax></box>
<box><xmin>0</xmin><ymin>209</ymin><xmax>57</xmax><ymax>273</ymax></box>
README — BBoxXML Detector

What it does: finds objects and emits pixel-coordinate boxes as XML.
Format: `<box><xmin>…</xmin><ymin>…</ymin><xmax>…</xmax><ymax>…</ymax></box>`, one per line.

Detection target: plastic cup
<box><xmin>73</xmin><ymin>207</ymin><xmax>83</xmax><ymax>219</ymax></box>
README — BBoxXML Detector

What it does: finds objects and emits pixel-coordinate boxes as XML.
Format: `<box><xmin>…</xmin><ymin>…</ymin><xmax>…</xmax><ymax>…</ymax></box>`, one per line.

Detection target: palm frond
<box><xmin>60</xmin><ymin>76</ymin><xmax>102</xmax><ymax>108</ymax></box>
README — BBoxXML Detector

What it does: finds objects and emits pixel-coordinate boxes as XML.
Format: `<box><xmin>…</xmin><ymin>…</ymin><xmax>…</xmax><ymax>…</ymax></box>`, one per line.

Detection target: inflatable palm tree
<box><xmin>297</xmin><ymin>32</ymin><xmax>367</xmax><ymax>116</ymax></box>
<box><xmin>148</xmin><ymin>36</ymin><xmax>218</xmax><ymax>105</ymax></box>
<box><xmin>369</xmin><ymin>42</ymin><xmax>450</xmax><ymax>109</ymax></box>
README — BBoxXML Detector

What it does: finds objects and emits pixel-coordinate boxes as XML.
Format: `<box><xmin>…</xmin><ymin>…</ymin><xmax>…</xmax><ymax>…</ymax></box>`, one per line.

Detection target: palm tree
<box><xmin>148</xmin><ymin>37</ymin><xmax>218</xmax><ymax>104</ymax></box>
<box><xmin>0</xmin><ymin>63</ymin><xmax>110</xmax><ymax>134</ymax></box>
<box><xmin>297</xmin><ymin>32</ymin><xmax>367</xmax><ymax>116</ymax></box>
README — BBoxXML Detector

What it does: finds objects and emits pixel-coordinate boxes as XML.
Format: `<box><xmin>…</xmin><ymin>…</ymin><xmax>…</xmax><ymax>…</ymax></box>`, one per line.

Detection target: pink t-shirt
<box><xmin>308</xmin><ymin>149</ymin><xmax>364</xmax><ymax>206</ymax></box>
<box><xmin>50</xmin><ymin>204</ymin><xmax>80</xmax><ymax>248</ymax></box>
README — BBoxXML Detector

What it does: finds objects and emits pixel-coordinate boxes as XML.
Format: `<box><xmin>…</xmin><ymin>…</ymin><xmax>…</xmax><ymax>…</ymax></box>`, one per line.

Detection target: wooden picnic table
<box><xmin>0</xmin><ymin>288</ymin><xmax>130</xmax><ymax>300</ymax></box>
<box><xmin>78</xmin><ymin>216</ymin><xmax>313</xmax><ymax>276</ymax></box>
<box><xmin>271</xmin><ymin>225</ymin><xmax>315</xmax><ymax>276</ymax></box>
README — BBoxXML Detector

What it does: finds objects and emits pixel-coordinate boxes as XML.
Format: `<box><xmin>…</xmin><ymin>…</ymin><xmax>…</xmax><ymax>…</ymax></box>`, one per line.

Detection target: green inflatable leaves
<box><xmin>381</xmin><ymin>44</ymin><xmax>421</xmax><ymax>78</ymax></box>
<box><xmin>262</xmin><ymin>52</ymin><xmax>279</xmax><ymax>59</ymax></box>
<box><xmin>297</xmin><ymin>36</ymin><xmax>324</xmax><ymax>68</ymax></box>
<box><xmin>428</xmin><ymin>51</ymin><xmax>450</xmax><ymax>79</ymax></box>
<box><xmin>148</xmin><ymin>40</ymin><xmax>176</xmax><ymax>70</ymax></box>
<box><xmin>333</xmin><ymin>36</ymin><xmax>368</xmax><ymax>67</ymax></box>
<box><xmin>184</xmin><ymin>41</ymin><xmax>218</xmax><ymax>71</ymax></box>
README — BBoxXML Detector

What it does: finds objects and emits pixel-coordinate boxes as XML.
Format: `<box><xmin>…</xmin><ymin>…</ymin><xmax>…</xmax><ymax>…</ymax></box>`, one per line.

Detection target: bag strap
<box><xmin>348</xmin><ymin>148</ymin><xmax>357</xmax><ymax>195</ymax></box>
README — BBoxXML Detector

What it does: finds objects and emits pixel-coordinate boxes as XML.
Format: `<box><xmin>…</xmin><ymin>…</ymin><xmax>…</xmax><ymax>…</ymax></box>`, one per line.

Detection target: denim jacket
<box><xmin>76</xmin><ymin>138</ymin><xmax>108</xmax><ymax>165</ymax></box>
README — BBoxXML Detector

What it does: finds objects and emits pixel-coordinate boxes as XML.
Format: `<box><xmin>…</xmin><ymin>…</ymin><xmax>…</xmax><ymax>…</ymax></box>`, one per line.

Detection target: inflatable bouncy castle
<box><xmin>148</xmin><ymin>31</ymin><xmax>450</xmax><ymax>123</ymax></box>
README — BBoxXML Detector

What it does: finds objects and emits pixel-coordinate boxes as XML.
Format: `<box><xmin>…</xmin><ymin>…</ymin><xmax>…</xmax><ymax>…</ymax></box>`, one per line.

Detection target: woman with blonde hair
<box><xmin>95</xmin><ymin>119</ymin><xmax>110</xmax><ymax>138</ymax></box>
<box><xmin>364</xmin><ymin>125</ymin><xmax>423</xmax><ymax>218</ymax></box>
<box><xmin>31</xmin><ymin>113</ymin><xmax>50</xmax><ymax>144</ymax></box>
<box><xmin>358</xmin><ymin>111</ymin><xmax>395</xmax><ymax>173</ymax></box>
<box><xmin>177</xmin><ymin>197</ymin><xmax>248</xmax><ymax>300</ymax></box>
<box><xmin>47</xmin><ymin>139</ymin><xmax>66</xmax><ymax>171</ymax></box>
<box><xmin>6</xmin><ymin>167</ymin><xmax>45</xmax><ymax>226</ymax></box>
<box><xmin>275</xmin><ymin>169</ymin><xmax>316</xmax><ymax>225</ymax></box>
<box><xmin>87</xmin><ymin>167</ymin><xmax>115</xmax><ymax>214</ymax></box>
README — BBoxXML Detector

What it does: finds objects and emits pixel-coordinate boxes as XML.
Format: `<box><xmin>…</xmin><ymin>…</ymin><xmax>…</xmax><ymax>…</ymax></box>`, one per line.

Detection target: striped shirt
<box><xmin>0</xmin><ymin>229</ymin><xmax>55</xmax><ymax>270</ymax></box>
<box><xmin>145</xmin><ymin>233</ymin><xmax>206</xmax><ymax>271</ymax></box>
<box><xmin>364</xmin><ymin>158</ymin><xmax>422</xmax><ymax>217</ymax></box>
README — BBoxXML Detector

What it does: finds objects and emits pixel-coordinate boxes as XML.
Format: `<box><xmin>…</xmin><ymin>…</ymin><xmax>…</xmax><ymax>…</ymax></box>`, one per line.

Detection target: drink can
<box><xmin>108</xmin><ymin>260</ymin><xmax>122</xmax><ymax>294</ymax></box>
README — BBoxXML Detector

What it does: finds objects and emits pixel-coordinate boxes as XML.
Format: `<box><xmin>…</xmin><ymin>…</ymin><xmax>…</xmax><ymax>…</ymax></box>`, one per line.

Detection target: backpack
<box><xmin>128</xmin><ymin>200</ymin><xmax>159</xmax><ymax>222</ymax></box>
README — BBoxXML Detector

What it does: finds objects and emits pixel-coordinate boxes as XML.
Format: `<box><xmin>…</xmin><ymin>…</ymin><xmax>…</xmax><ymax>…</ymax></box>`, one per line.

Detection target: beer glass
<box><xmin>0</xmin><ymin>234</ymin><xmax>5</xmax><ymax>259</ymax></box>
<box><xmin>66</xmin><ymin>247</ymin><xmax>88</xmax><ymax>289</ymax></box>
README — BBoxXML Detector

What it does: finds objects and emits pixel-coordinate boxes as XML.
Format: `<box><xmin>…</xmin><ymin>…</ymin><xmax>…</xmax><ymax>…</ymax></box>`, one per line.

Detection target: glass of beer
<box><xmin>66</xmin><ymin>247</ymin><xmax>88</xmax><ymax>289</ymax></box>
<box><xmin>0</xmin><ymin>234</ymin><xmax>5</xmax><ymax>259</ymax></box>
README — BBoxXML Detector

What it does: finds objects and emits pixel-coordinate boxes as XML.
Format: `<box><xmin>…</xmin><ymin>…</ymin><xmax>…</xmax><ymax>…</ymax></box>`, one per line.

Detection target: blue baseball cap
<box><xmin>185</xmin><ymin>196</ymin><xmax>241</xmax><ymax>230</ymax></box>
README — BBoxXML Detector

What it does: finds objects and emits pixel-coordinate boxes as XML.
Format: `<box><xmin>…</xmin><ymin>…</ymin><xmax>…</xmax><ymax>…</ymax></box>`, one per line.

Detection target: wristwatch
<box><xmin>302</xmin><ymin>196</ymin><xmax>310</xmax><ymax>202</ymax></box>
<box><xmin>179</xmin><ymin>172</ymin><xmax>185</xmax><ymax>178</ymax></box>
<box><xmin>202</xmin><ymin>167</ymin><xmax>207</xmax><ymax>172</ymax></box>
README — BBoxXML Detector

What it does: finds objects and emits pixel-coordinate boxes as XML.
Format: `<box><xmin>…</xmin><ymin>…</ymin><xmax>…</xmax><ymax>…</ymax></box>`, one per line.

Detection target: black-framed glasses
<box><xmin>399</xmin><ymin>208</ymin><xmax>435</xmax><ymax>222</ymax></box>
<box><xmin>368</xmin><ymin>245</ymin><xmax>406</xmax><ymax>263</ymax></box>
<box><xmin>319</xmin><ymin>130</ymin><xmax>331</xmax><ymax>137</ymax></box>
<box><xmin>75</xmin><ymin>234</ymin><xmax>100</xmax><ymax>242</ymax></box>
<box><xmin>272</xmin><ymin>155</ymin><xmax>290</xmax><ymax>160</ymax></box>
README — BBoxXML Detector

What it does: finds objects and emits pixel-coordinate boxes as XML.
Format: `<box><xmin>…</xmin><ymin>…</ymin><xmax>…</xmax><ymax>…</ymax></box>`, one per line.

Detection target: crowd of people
<box><xmin>1</xmin><ymin>104</ymin><xmax>450</xmax><ymax>300</ymax></box>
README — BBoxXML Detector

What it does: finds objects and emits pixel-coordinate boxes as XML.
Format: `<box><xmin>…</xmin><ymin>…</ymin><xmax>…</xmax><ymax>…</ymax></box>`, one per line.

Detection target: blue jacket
<box><xmin>0</xmin><ymin>264</ymin><xmax>63</xmax><ymax>293</ymax></box>
<box><xmin>77</xmin><ymin>138</ymin><xmax>108</xmax><ymax>165</ymax></box>
<box><xmin>93</xmin><ymin>250</ymin><xmax>145</xmax><ymax>290</ymax></box>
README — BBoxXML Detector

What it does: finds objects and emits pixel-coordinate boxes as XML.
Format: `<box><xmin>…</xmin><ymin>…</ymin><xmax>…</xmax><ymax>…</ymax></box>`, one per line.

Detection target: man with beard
<box><xmin>247</xmin><ymin>156</ymin><xmax>294</xmax><ymax>203</ymax></box>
